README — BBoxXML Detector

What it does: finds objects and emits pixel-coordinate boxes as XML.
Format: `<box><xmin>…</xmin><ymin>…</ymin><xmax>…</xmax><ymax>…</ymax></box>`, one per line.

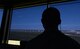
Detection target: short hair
<box><xmin>42</xmin><ymin>7</ymin><xmax>61</xmax><ymax>25</ymax></box>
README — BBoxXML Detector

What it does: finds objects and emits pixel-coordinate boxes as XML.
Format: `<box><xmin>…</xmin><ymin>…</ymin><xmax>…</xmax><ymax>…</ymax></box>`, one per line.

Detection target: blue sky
<box><xmin>11</xmin><ymin>6</ymin><xmax>46</xmax><ymax>30</ymax></box>
<box><xmin>50</xmin><ymin>1</ymin><xmax>80</xmax><ymax>30</ymax></box>
<box><xmin>0</xmin><ymin>1</ymin><xmax>80</xmax><ymax>30</ymax></box>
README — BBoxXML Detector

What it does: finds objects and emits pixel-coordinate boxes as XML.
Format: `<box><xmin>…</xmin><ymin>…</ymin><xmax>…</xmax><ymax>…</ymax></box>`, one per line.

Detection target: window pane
<box><xmin>9</xmin><ymin>5</ymin><xmax>46</xmax><ymax>42</ymax></box>
<box><xmin>0</xmin><ymin>9</ymin><xmax>3</xmax><ymax>33</ymax></box>
<box><xmin>49</xmin><ymin>1</ymin><xmax>80</xmax><ymax>34</ymax></box>
<box><xmin>0</xmin><ymin>9</ymin><xmax>3</xmax><ymax>27</ymax></box>
<box><xmin>8</xmin><ymin>1</ymin><xmax>80</xmax><ymax>45</ymax></box>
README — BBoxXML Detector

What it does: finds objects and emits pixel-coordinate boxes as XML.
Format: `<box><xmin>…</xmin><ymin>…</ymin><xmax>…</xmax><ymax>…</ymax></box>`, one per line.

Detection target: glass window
<box><xmin>8</xmin><ymin>1</ymin><xmax>80</xmax><ymax>45</ymax></box>
<box><xmin>0</xmin><ymin>9</ymin><xmax>3</xmax><ymax>33</ymax></box>
<box><xmin>0</xmin><ymin>9</ymin><xmax>3</xmax><ymax>27</ymax></box>
<box><xmin>8</xmin><ymin>5</ymin><xmax>46</xmax><ymax>43</ymax></box>
<box><xmin>49</xmin><ymin>1</ymin><xmax>80</xmax><ymax>34</ymax></box>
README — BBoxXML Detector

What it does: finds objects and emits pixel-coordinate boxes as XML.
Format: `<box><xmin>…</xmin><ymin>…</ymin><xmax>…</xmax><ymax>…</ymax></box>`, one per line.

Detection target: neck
<box><xmin>45</xmin><ymin>27</ymin><xmax>59</xmax><ymax>32</ymax></box>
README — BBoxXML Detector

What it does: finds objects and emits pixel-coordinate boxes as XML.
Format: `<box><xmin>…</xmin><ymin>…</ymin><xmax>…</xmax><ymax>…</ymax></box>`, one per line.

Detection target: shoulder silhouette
<box><xmin>26</xmin><ymin>7</ymin><xmax>80</xmax><ymax>49</ymax></box>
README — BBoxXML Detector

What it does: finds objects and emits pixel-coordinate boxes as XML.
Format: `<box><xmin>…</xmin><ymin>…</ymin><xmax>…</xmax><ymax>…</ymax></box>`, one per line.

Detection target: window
<box><xmin>8</xmin><ymin>1</ymin><xmax>80</xmax><ymax>45</ymax></box>
<box><xmin>8</xmin><ymin>5</ymin><xmax>46</xmax><ymax>43</ymax></box>
<box><xmin>0</xmin><ymin>9</ymin><xmax>3</xmax><ymax>34</ymax></box>
<box><xmin>49</xmin><ymin>1</ymin><xmax>80</xmax><ymax>34</ymax></box>
<box><xmin>0</xmin><ymin>9</ymin><xmax>3</xmax><ymax>27</ymax></box>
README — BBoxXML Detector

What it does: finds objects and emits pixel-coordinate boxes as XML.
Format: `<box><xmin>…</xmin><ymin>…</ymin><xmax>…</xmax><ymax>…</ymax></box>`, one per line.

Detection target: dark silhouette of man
<box><xmin>27</xmin><ymin>7</ymin><xmax>80</xmax><ymax>49</ymax></box>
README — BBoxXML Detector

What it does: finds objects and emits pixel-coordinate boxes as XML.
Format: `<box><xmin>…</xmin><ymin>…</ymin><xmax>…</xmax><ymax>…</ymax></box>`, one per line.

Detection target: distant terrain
<box><xmin>8</xmin><ymin>29</ymin><xmax>80</xmax><ymax>44</ymax></box>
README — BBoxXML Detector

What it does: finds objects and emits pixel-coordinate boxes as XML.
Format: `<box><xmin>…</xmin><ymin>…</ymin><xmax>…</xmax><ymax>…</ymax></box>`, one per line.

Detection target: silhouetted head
<box><xmin>41</xmin><ymin>7</ymin><xmax>61</xmax><ymax>31</ymax></box>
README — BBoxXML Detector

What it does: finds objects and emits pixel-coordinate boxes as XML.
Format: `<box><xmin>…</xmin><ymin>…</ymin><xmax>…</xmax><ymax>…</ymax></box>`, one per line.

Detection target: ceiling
<box><xmin>0</xmin><ymin>0</ymin><xmax>75</xmax><ymax>8</ymax></box>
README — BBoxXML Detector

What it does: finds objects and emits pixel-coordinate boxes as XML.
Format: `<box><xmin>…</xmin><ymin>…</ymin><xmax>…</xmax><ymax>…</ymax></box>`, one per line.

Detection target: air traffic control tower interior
<box><xmin>0</xmin><ymin>0</ymin><xmax>80</xmax><ymax>49</ymax></box>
